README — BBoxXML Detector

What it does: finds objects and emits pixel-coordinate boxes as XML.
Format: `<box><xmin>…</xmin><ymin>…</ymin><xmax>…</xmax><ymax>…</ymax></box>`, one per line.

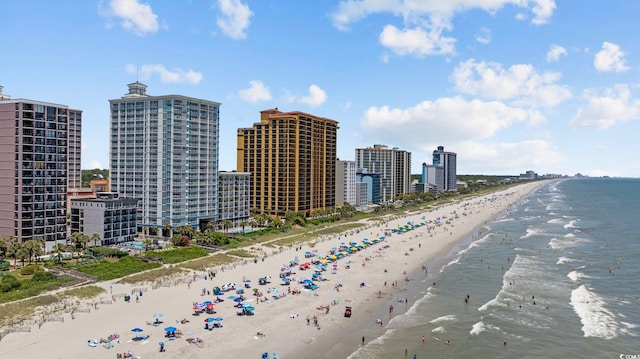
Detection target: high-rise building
<box><xmin>237</xmin><ymin>108</ymin><xmax>338</xmax><ymax>216</ymax></box>
<box><xmin>355</xmin><ymin>144</ymin><xmax>411</xmax><ymax>201</ymax></box>
<box><xmin>432</xmin><ymin>145</ymin><xmax>457</xmax><ymax>191</ymax></box>
<box><xmin>356</xmin><ymin>169</ymin><xmax>381</xmax><ymax>205</ymax></box>
<box><xmin>422</xmin><ymin>162</ymin><xmax>444</xmax><ymax>192</ymax></box>
<box><xmin>335</xmin><ymin>159</ymin><xmax>356</xmax><ymax>207</ymax></box>
<box><xmin>109</xmin><ymin>82</ymin><xmax>220</xmax><ymax>233</ymax></box>
<box><xmin>0</xmin><ymin>86</ymin><xmax>81</xmax><ymax>251</ymax></box>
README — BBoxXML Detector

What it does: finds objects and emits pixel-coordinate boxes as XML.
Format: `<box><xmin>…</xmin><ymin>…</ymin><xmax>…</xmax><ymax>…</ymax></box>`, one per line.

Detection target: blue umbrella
<box><xmin>204</xmin><ymin>317</ymin><xmax>215</xmax><ymax>323</ymax></box>
<box><xmin>244</xmin><ymin>279</ymin><xmax>251</xmax><ymax>282</ymax></box>
<box><xmin>202</xmin><ymin>301</ymin><xmax>212</xmax><ymax>306</ymax></box>
<box><xmin>213</xmin><ymin>317</ymin><xmax>223</xmax><ymax>321</ymax></box>
<box><xmin>164</xmin><ymin>327</ymin><xmax>177</xmax><ymax>333</ymax></box>
<box><xmin>131</xmin><ymin>328</ymin><xmax>143</xmax><ymax>333</ymax></box>
<box><xmin>234</xmin><ymin>297</ymin><xmax>244</xmax><ymax>302</ymax></box>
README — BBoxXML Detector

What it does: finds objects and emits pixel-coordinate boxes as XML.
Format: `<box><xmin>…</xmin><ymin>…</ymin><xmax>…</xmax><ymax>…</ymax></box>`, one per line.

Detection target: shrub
<box><xmin>0</xmin><ymin>274</ymin><xmax>21</xmax><ymax>292</ymax></box>
<box><xmin>20</xmin><ymin>264</ymin><xmax>39</xmax><ymax>276</ymax></box>
<box><xmin>32</xmin><ymin>269</ymin><xmax>55</xmax><ymax>282</ymax></box>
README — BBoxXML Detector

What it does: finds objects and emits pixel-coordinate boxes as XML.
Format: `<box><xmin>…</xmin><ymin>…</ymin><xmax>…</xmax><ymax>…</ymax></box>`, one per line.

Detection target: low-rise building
<box><xmin>218</xmin><ymin>171</ymin><xmax>250</xmax><ymax>229</ymax></box>
<box><xmin>70</xmin><ymin>192</ymin><xmax>138</xmax><ymax>246</ymax></box>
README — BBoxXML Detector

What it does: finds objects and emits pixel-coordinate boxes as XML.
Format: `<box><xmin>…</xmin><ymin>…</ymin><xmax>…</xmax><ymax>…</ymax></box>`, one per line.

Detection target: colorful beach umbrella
<box><xmin>164</xmin><ymin>327</ymin><xmax>177</xmax><ymax>333</ymax></box>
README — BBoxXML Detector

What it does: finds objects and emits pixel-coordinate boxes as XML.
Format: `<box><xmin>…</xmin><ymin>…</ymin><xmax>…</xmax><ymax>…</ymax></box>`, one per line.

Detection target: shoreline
<box><xmin>0</xmin><ymin>182</ymin><xmax>546</xmax><ymax>359</ymax></box>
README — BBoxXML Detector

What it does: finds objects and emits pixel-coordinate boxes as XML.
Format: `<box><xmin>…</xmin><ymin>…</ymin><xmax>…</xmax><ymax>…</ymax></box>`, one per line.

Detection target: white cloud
<box><xmin>216</xmin><ymin>0</ymin><xmax>253</xmax><ymax>39</ymax></box>
<box><xmin>330</xmin><ymin>1</ymin><xmax>555</xmax><ymax>59</ymax></box>
<box><xmin>330</xmin><ymin>0</ymin><xmax>556</xmax><ymax>30</ymax></box>
<box><xmin>594</xmin><ymin>42</ymin><xmax>629</xmax><ymax>73</ymax></box>
<box><xmin>379</xmin><ymin>24</ymin><xmax>456</xmax><ymax>57</ymax></box>
<box><xmin>238</xmin><ymin>81</ymin><xmax>271</xmax><ymax>103</ymax></box>
<box><xmin>360</xmin><ymin>96</ymin><xmax>544</xmax><ymax>148</ymax></box>
<box><xmin>452</xmin><ymin>59</ymin><xmax>571</xmax><ymax>108</ymax></box>
<box><xmin>288</xmin><ymin>85</ymin><xmax>327</xmax><ymax>107</ymax></box>
<box><xmin>456</xmin><ymin>140</ymin><xmax>565</xmax><ymax>173</ymax></box>
<box><xmin>105</xmin><ymin>0</ymin><xmax>159</xmax><ymax>35</ymax></box>
<box><xmin>88</xmin><ymin>160</ymin><xmax>105</xmax><ymax>170</ymax></box>
<box><xmin>475</xmin><ymin>27</ymin><xmax>491</xmax><ymax>45</ymax></box>
<box><xmin>570</xmin><ymin>85</ymin><xmax>640</xmax><ymax>129</ymax></box>
<box><xmin>126</xmin><ymin>64</ymin><xmax>203</xmax><ymax>84</ymax></box>
<box><xmin>546</xmin><ymin>44</ymin><xmax>567</xmax><ymax>62</ymax></box>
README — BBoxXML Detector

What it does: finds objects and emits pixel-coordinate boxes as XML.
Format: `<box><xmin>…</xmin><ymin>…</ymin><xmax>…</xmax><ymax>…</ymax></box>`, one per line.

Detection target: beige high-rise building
<box><xmin>237</xmin><ymin>108</ymin><xmax>338</xmax><ymax>216</ymax></box>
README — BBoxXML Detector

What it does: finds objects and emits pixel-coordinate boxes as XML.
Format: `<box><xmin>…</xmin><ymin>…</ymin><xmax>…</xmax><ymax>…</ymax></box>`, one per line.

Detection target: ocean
<box><xmin>349</xmin><ymin>178</ymin><xmax>640</xmax><ymax>359</ymax></box>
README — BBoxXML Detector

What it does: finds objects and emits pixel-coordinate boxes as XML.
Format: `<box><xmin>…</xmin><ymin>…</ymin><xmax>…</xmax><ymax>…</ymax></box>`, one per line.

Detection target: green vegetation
<box><xmin>81</xmin><ymin>168</ymin><xmax>109</xmax><ymax>187</ymax></box>
<box><xmin>75</xmin><ymin>256</ymin><xmax>161</xmax><ymax>281</ymax></box>
<box><xmin>0</xmin><ymin>270</ymin><xmax>74</xmax><ymax>303</ymax></box>
<box><xmin>143</xmin><ymin>246</ymin><xmax>209</xmax><ymax>264</ymax></box>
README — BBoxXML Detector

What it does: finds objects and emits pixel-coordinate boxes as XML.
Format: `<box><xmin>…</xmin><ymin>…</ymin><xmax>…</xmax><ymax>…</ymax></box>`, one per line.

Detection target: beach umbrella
<box><xmin>244</xmin><ymin>279</ymin><xmax>251</xmax><ymax>283</ymax></box>
<box><xmin>153</xmin><ymin>313</ymin><xmax>163</xmax><ymax>319</ymax></box>
<box><xmin>131</xmin><ymin>328</ymin><xmax>143</xmax><ymax>333</ymax></box>
<box><xmin>234</xmin><ymin>297</ymin><xmax>244</xmax><ymax>302</ymax></box>
<box><xmin>164</xmin><ymin>327</ymin><xmax>177</xmax><ymax>333</ymax></box>
<box><xmin>213</xmin><ymin>317</ymin><xmax>223</xmax><ymax>321</ymax></box>
<box><xmin>204</xmin><ymin>318</ymin><xmax>215</xmax><ymax>323</ymax></box>
<box><xmin>244</xmin><ymin>306</ymin><xmax>255</xmax><ymax>312</ymax></box>
<box><xmin>202</xmin><ymin>301</ymin><xmax>212</xmax><ymax>306</ymax></box>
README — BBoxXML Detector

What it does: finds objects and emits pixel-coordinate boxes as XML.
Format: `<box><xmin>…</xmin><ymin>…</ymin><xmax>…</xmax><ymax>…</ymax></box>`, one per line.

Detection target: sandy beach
<box><xmin>0</xmin><ymin>181</ymin><xmax>545</xmax><ymax>359</ymax></box>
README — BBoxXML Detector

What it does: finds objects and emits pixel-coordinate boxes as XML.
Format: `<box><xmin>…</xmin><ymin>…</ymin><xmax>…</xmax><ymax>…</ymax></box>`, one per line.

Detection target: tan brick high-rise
<box><xmin>237</xmin><ymin>108</ymin><xmax>338</xmax><ymax>216</ymax></box>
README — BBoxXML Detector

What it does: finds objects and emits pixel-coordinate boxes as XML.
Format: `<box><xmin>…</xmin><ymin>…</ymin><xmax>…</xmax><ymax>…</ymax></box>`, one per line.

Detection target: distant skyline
<box><xmin>2</xmin><ymin>1</ymin><xmax>640</xmax><ymax>177</ymax></box>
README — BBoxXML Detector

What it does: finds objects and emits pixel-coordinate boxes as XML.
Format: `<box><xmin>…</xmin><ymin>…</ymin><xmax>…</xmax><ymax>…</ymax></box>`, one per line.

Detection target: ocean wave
<box><xmin>547</xmin><ymin>218</ymin><xmax>564</xmax><ymax>224</ymax></box>
<box><xmin>431</xmin><ymin>326</ymin><xmax>446</xmax><ymax>333</ymax></box>
<box><xmin>563</xmin><ymin>220</ymin><xmax>579</xmax><ymax>229</ymax></box>
<box><xmin>429</xmin><ymin>314</ymin><xmax>456</xmax><ymax>324</ymax></box>
<box><xmin>564</xmin><ymin>233</ymin><xmax>575</xmax><ymax>238</ymax></box>
<box><xmin>570</xmin><ymin>284</ymin><xmax>619</xmax><ymax>339</ymax></box>
<box><xmin>567</xmin><ymin>270</ymin><xmax>588</xmax><ymax>282</ymax></box>
<box><xmin>470</xmin><ymin>320</ymin><xmax>486</xmax><ymax>335</ymax></box>
<box><xmin>557</xmin><ymin>256</ymin><xmax>576</xmax><ymax>265</ymax></box>
<box><xmin>549</xmin><ymin>237</ymin><xmax>575</xmax><ymax>249</ymax></box>
<box><xmin>520</xmin><ymin>227</ymin><xmax>541</xmax><ymax>239</ymax></box>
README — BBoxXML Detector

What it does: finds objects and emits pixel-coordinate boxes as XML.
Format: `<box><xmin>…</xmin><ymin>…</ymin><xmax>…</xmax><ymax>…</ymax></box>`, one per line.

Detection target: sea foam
<box><xmin>570</xmin><ymin>284</ymin><xmax>619</xmax><ymax>339</ymax></box>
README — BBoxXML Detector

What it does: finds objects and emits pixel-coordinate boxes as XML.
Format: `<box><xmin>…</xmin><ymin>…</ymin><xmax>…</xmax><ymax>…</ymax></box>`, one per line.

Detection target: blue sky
<box><xmin>2</xmin><ymin>0</ymin><xmax>640</xmax><ymax>177</ymax></box>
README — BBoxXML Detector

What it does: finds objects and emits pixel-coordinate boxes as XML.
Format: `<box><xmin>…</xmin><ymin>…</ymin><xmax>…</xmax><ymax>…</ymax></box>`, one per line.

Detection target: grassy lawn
<box><xmin>75</xmin><ymin>256</ymin><xmax>162</xmax><ymax>281</ymax></box>
<box><xmin>143</xmin><ymin>246</ymin><xmax>209</xmax><ymax>264</ymax></box>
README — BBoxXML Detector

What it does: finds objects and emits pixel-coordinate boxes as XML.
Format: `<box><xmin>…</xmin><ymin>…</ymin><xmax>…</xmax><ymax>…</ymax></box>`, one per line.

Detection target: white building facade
<box><xmin>109</xmin><ymin>82</ymin><xmax>220</xmax><ymax>232</ymax></box>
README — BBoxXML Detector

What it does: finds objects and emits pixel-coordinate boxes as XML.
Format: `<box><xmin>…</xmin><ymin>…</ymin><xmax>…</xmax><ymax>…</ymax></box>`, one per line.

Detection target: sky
<box><xmin>2</xmin><ymin>0</ymin><xmax>640</xmax><ymax>178</ymax></box>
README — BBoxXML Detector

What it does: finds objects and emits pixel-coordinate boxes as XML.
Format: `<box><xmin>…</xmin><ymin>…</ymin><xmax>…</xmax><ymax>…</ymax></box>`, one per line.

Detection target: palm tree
<box><xmin>91</xmin><ymin>233</ymin><xmax>101</xmax><ymax>247</ymax></box>
<box><xmin>239</xmin><ymin>221</ymin><xmax>248</xmax><ymax>232</ymax></box>
<box><xmin>53</xmin><ymin>243</ymin><xmax>66</xmax><ymax>264</ymax></box>
<box><xmin>142</xmin><ymin>238</ymin><xmax>153</xmax><ymax>252</ymax></box>
<box><xmin>6</xmin><ymin>239</ymin><xmax>21</xmax><ymax>269</ymax></box>
<box><xmin>71</xmin><ymin>232</ymin><xmax>89</xmax><ymax>258</ymax></box>
<box><xmin>163</xmin><ymin>222</ymin><xmax>172</xmax><ymax>238</ymax></box>
<box><xmin>220</xmin><ymin>220</ymin><xmax>233</xmax><ymax>233</ymax></box>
